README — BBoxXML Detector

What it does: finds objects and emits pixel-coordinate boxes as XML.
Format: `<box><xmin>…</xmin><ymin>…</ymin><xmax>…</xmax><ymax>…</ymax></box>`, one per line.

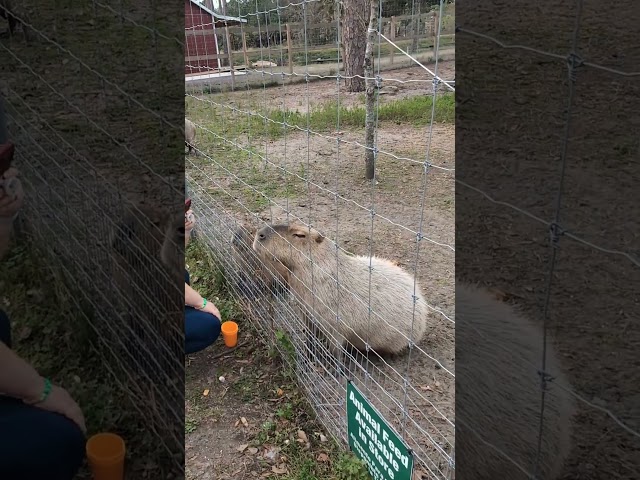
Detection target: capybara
<box><xmin>252</xmin><ymin>223</ymin><xmax>430</xmax><ymax>357</ymax></box>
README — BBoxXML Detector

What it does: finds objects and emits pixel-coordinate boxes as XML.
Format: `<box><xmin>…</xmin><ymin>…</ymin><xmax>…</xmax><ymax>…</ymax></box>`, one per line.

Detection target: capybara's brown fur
<box><xmin>252</xmin><ymin>223</ymin><xmax>430</xmax><ymax>356</ymax></box>
<box><xmin>456</xmin><ymin>282</ymin><xmax>575</xmax><ymax>480</ymax></box>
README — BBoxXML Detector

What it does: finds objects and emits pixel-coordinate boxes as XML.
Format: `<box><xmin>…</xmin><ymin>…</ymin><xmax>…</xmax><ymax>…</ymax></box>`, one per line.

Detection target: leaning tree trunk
<box><xmin>363</xmin><ymin>0</ymin><xmax>377</xmax><ymax>180</ymax></box>
<box><xmin>342</xmin><ymin>0</ymin><xmax>370</xmax><ymax>92</ymax></box>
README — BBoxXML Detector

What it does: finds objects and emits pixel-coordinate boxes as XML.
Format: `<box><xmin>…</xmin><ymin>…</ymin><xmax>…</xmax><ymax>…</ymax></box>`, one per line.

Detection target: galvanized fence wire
<box><xmin>456</xmin><ymin>0</ymin><xmax>640</xmax><ymax>477</ymax></box>
<box><xmin>186</xmin><ymin>0</ymin><xmax>455</xmax><ymax>478</ymax></box>
<box><xmin>0</xmin><ymin>4</ymin><xmax>184</xmax><ymax>466</ymax></box>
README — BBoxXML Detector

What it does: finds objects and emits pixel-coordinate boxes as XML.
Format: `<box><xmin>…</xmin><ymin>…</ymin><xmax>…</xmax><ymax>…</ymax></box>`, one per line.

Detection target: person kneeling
<box><xmin>184</xmin><ymin>207</ymin><xmax>222</xmax><ymax>354</ymax></box>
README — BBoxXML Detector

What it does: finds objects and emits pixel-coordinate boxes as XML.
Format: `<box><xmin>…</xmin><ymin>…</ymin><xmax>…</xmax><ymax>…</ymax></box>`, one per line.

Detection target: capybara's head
<box><xmin>253</xmin><ymin>223</ymin><xmax>325</xmax><ymax>271</ymax></box>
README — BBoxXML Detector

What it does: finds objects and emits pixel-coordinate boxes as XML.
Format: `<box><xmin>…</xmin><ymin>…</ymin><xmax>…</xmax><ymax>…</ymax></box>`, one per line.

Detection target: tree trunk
<box><xmin>364</xmin><ymin>0</ymin><xmax>377</xmax><ymax>180</ymax></box>
<box><xmin>342</xmin><ymin>0</ymin><xmax>370</xmax><ymax>92</ymax></box>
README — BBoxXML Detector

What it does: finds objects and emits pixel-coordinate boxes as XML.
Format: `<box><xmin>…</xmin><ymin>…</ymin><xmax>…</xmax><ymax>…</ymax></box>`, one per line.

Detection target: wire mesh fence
<box><xmin>1</xmin><ymin>0</ymin><xmax>184</xmax><ymax>472</ymax></box>
<box><xmin>456</xmin><ymin>0</ymin><xmax>640</xmax><ymax>478</ymax></box>
<box><xmin>186</xmin><ymin>0</ymin><xmax>456</xmax><ymax>478</ymax></box>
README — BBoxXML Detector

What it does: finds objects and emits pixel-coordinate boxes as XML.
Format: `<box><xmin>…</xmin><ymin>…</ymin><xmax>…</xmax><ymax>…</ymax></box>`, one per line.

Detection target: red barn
<box><xmin>185</xmin><ymin>0</ymin><xmax>246</xmax><ymax>75</ymax></box>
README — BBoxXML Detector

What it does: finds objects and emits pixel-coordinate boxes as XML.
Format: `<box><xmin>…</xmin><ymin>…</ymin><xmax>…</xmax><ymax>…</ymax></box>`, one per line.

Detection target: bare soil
<box><xmin>205</xmin><ymin>61</ymin><xmax>455</xmax><ymax>111</ymax></box>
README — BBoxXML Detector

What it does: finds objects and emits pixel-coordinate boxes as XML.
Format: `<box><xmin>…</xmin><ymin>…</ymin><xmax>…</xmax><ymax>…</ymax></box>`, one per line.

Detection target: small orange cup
<box><xmin>221</xmin><ymin>321</ymin><xmax>239</xmax><ymax>347</ymax></box>
<box><xmin>86</xmin><ymin>433</ymin><xmax>125</xmax><ymax>480</ymax></box>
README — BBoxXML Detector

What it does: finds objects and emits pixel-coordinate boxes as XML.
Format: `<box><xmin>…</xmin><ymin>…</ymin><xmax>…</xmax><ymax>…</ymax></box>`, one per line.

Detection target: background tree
<box><xmin>342</xmin><ymin>0</ymin><xmax>371</xmax><ymax>92</ymax></box>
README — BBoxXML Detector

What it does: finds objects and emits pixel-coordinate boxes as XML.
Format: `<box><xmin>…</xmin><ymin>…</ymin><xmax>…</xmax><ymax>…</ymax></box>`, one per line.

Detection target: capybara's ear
<box><xmin>311</xmin><ymin>228</ymin><xmax>325</xmax><ymax>244</ymax></box>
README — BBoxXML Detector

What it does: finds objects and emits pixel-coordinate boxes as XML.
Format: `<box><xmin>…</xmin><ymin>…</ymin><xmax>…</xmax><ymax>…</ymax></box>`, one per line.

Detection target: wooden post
<box><xmin>389</xmin><ymin>16</ymin><xmax>396</xmax><ymax>65</ymax></box>
<box><xmin>225</xmin><ymin>25</ymin><xmax>235</xmax><ymax>88</ymax></box>
<box><xmin>286</xmin><ymin>23</ymin><xmax>293</xmax><ymax>75</ymax></box>
<box><xmin>242</xmin><ymin>31</ymin><xmax>249</xmax><ymax>67</ymax></box>
<box><xmin>433</xmin><ymin>11</ymin><xmax>439</xmax><ymax>57</ymax></box>
<box><xmin>220</xmin><ymin>0</ymin><xmax>235</xmax><ymax>88</ymax></box>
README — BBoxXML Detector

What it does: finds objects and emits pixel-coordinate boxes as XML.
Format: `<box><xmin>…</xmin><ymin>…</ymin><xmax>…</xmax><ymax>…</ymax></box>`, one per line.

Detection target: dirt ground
<box><xmin>457</xmin><ymin>1</ymin><xmax>640</xmax><ymax>479</ymax></box>
<box><xmin>186</xmin><ymin>62</ymin><xmax>455</xmax><ymax>478</ymax></box>
<box><xmin>203</xmin><ymin>62</ymin><xmax>456</xmax><ymax>111</ymax></box>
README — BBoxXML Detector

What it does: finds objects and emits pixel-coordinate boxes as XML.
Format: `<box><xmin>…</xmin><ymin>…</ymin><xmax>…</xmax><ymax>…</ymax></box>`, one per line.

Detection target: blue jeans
<box><xmin>0</xmin><ymin>310</ymin><xmax>86</xmax><ymax>480</ymax></box>
<box><xmin>185</xmin><ymin>270</ymin><xmax>221</xmax><ymax>354</ymax></box>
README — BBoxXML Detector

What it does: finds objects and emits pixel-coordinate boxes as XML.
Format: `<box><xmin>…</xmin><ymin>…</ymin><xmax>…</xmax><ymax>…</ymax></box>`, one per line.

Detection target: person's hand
<box><xmin>33</xmin><ymin>383</ymin><xmax>87</xmax><ymax>434</ymax></box>
<box><xmin>0</xmin><ymin>167</ymin><xmax>24</xmax><ymax>220</ymax></box>
<box><xmin>202</xmin><ymin>300</ymin><xmax>221</xmax><ymax>320</ymax></box>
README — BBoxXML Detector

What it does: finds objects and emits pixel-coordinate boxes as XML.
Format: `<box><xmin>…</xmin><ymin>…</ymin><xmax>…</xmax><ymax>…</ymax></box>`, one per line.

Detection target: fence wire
<box><xmin>1</xmin><ymin>0</ymin><xmax>184</xmax><ymax>471</ymax></box>
<box><xmin>186</xmin><ymin>0</ymin><xmax>456</xmax><ymax>478</ymax></box>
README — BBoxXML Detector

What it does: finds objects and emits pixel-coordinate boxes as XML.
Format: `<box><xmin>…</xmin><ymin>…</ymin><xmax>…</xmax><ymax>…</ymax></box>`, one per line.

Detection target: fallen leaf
<box><xmin>420</xmin><ymin>385</ymin><xmax>433</xmax><ymax>391</ymax></box>
<box><xmin>276</xmin><ymin>388</ymin><xmax>284</xmax><ymax>396</ymax></box>
<box><xmin>297</xmin><ymin>430</ymin><xmax>308</xmax><ymax>443</ymax></box>
<box><xmin>247</xmin><ymin>447</ymin><xmax>259</xmax><ymax>455</ymax></box>
<box><xmin>271</xmin><ymin>465</ymin><xmax>288</xmax><ymax>474</ymax></box>
<box><xmin>234</xmin><ymin>419</ymin><xmax>240</xmax><ymax>427</ymax></box>
<box><xmin>237</xmin><ymin>444</ymin><xmax>248</xmax><ymax>453</ymax></box>
<box><xmin>317</xmin><ymin>452</ymin><xmax>329</xmax><ymax>462</ymax></box>
<box><xmin>241</xmin><ymin>417</ymin><xmax>249</xmax><ymax>427</ymax></box>
<box><xmin>203</xmin><ymin>389</ymin><xmax>210</xmax><ymax>396</ymax></box>
<box><xmin>319</xmin><ymin>434</ymin><xmax>327</xmax><ymax>442</ymax></box>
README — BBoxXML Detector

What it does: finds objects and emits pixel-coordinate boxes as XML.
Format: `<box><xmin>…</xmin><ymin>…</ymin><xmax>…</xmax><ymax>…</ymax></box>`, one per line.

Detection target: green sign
<box><xmin>346</xmin><ymin>382</ymin><xmax>414</xmax><ymax>480</ymax></box>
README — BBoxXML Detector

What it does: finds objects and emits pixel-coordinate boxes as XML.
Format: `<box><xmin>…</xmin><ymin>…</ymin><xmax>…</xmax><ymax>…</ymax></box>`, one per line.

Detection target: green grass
<box><xmin>188</xmin><ymin>92</ymin><xmax>455</xmax><ymax>144</ymax></box>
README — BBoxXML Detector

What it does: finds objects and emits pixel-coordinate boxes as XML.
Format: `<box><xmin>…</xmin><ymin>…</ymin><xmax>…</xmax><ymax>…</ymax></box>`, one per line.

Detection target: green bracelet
<box><xmin>200</xmin><ymin>298</ymin><xmax>207</xmax><ymax>310</ymax></box>
<box><xmin>28</xmin><ymin>377</ymin><xmax>52</xmax><ymax>405</ymax></box>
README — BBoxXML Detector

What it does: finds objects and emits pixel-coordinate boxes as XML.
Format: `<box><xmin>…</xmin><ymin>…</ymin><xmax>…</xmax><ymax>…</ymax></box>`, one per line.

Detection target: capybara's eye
<box><xmin>293</xmin><ymin>233</ymin><xmax>306</xmax><ymax>238</ymax></box>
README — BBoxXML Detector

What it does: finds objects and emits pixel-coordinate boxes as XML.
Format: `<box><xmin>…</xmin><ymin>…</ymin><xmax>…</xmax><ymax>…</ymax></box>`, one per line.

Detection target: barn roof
<box><xmin>187</xmin><ymin>0</ymin><xmax>247</xmax><ymax>25</ymax></box>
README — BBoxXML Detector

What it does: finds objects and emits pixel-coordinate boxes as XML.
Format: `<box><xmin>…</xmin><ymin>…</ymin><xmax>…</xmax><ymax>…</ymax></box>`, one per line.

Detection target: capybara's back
<box><xmin>456</xmin><ymin>283</ymin><xmax>575</xmax><ymax>480</ymax></box>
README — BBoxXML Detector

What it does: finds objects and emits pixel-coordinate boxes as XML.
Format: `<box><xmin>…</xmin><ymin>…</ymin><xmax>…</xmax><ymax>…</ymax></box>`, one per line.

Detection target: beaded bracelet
<box><xmin>37</xmin><ymin>377</ymin><xmax>53</xmax><ymax>403</ymax></box>
<box><xmin>26</xmin><ymin>377</ymin><xmax>52</xmax><ymax>405</ymax></box>
<box><xmin>199</xmin><ymin>298</ymin><xmax>207</xmax><ymax>310</ymax></box>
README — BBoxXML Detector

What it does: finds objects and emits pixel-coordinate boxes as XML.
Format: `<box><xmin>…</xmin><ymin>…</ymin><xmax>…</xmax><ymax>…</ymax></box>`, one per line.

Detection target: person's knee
<box><xmin>185</xmin><ymin>310</ymin><xmax>221</xmax><ymax>353</ymax></box>
<box><xmin>1</xmin><ymin>406</ymin><xmax>86</xmax><ymax>479</ymax></box>
<box><xmin>206</xmin><ymin>315</ymin><xmax>222</xmax><ymax>344</ymax></box>
<box><xmin>47</xmin><ymin>413</ymin><xmax>86</xmax><ymax>473</ymax></box>
<box><xmin>196</xmin><ymin>312</ymin><xmax>221</xmax><ymax>345</ymax></box>
<box><xmin>0</xmin><ymin>308</ymin><xmax>11</xmax><ymax>347</ymax></box>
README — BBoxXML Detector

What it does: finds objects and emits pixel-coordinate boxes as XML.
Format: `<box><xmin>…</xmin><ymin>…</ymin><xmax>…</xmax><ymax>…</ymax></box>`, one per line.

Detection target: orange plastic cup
<box><xmin>86</xmin><ymin>433</ymin><xmax>125</xmax><ymax>480</ymax></box>
<box><xmin>221</xmin><ymin>321</ymin><xmax>239</xmax><ymax>347</ymax></box>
